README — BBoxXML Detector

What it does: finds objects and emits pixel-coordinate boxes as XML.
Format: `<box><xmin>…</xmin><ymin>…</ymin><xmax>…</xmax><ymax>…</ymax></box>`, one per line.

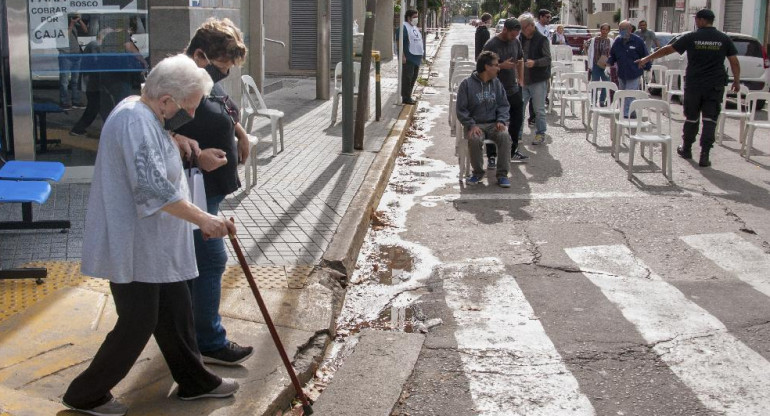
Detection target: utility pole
<box><xmin>317</xmin><ymin>0</ymin><xmax>331</xmax><ymax>100</ymax></box>
<box><xmin>354</xmin><ymin>0</ymin><xmax>377</xmax><ymax>150</ymax></box>
<box><xmin>396</xmin><ymin>2</ymin><xmax>405</xmax><ymax>105</ymax></box>
<box><xmin>342</xmin><ymin>0</ymin><xmax>354</xmax><ymax>153</ymax></box>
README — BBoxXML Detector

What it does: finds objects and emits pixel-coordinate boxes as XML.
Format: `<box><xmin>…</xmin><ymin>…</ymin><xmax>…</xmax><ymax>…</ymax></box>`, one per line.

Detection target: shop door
<box><xmin>723</xmin><ymin>1</ymin><xmax>742</xmax><ymax>33</ymax></box>
<box><xmin>289</xmin><ymin>0</ymin><xmax>342</xmax><ymax>70</ymax></box>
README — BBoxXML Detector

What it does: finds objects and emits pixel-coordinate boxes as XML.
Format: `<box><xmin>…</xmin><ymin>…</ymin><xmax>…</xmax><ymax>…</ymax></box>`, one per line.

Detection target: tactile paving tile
<box><xmin>221</xmin><ymin>265</ymin><xmax>314</xmax><ymax>290</ymax></box>
<box><xmin>286</xmin><ymin>265</ymin><xmax>314</xmax><ymax>289</ymax></box>
<box><xmin>0</xmin><ymin>261</ymin><xmax>109</xmax><ymax>324</ymax></box>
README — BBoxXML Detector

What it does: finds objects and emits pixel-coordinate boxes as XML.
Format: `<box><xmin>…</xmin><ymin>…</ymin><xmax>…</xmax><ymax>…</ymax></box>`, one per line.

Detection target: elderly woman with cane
<box><xmin>62</xmin><ymin>54</ymin><xmax>238</xmax><ymax>416</ymax></box>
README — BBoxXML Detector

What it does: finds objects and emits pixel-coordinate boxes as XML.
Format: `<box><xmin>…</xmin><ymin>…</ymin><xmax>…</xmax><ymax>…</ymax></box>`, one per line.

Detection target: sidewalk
<box><xmin>0</xmin><ymin>32</ymin><xmax>444</xmax><ymax>416</ymax></box>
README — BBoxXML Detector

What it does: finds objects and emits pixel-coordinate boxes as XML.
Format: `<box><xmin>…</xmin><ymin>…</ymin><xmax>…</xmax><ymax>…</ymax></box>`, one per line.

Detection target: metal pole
<box><xmin>396</xmin><ymin>3</ymin><xmax>405</xmax><ymax>105</ymax></box>
<box><xmin>342</xmin><ymin>0</ymin><xmax>354</xmax><ymax>153</ymax></box>
<box><xmin>255</xmin><ymin>0</ymin><xmax>265</xmax><ymax>92</ymax></box>
<box><xmin>374</xmin><ymin>51</ymin><xmax>381</xmax><ymax>121</ymax></box>
<box><xmin>354</xmin><ymin>0</ymin><xmax>376</xmax><ymax>150</ymax></box>
<box><xmin>317</xmin><ymin>0</ymin><xmax>331</xmax><ymax>100</ymax></box>
<box><xmin>422</xmin><ymin>0</ymin><xmax>427</xmax><ymax>53</ymax></box>
<box><xmin>7</xmin><ymin>0</ymin><xmax>34</xmax><ymax>160</ymax></box>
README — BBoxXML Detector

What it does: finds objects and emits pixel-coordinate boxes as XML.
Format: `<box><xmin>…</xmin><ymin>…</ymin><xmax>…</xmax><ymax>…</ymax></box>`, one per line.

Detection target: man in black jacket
<box><xmin>474</xmin><ymin>13</ymin><xmax>492</xmax><ymax>60</ymax></box>
<box><xmin>519</xmin><ymin>14</ymin><xmax>551</xmax><ymax>145</ymax></box>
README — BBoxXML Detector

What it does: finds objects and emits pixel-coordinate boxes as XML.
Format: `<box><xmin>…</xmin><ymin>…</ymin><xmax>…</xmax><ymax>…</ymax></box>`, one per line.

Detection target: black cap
<box><xmin>504</xmin><ymin>18</ymin><xmax>521</xmax><ymax>31</ymax></box>
<box><xmin>695</xmin><ymin>9</ymin><xmax>715</xmax><ymax>20</ymax></box>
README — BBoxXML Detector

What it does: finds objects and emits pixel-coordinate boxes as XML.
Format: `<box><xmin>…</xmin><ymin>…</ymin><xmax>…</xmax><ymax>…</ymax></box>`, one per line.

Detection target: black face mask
<box><xmin>164</xmin><ymin>98</ymin><xmax>193</xmax><ymax>131</ymax></box>
<box><xmin>202</xmin><ymin>52</ymin><xmax>229</xmax><ymax>83</ymax></box>
<box><xmin>205</xmin><ymin>63</ymin><xmax>229</xmax><ymax>83</ymax></box>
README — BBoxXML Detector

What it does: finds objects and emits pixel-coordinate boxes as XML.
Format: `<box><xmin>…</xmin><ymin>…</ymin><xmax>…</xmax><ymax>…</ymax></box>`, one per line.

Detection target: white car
<box><xmin>495</xmin><ymin>19</ymin><xmax>506</xmax><ymax>34</ymax></box>
<box><xmin>656</xmin><ymin>32</ymin><xmax>770</xmax><ymax>109</ymax></box>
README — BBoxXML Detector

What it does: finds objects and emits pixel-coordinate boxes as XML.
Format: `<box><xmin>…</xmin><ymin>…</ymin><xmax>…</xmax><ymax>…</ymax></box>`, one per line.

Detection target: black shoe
<box><xmin>402</xmin><ymin>98</ymin><xmax>417</xmax><ymax>105</ymax></box>
<box><xmin>527</xmin><ymin>118</ymin><xmax>535</xmax><ymax>127</ymax></box>
<box><xmin>69</xmin><ymin>130</ymin><xmax>87</xmax><ymax>137</ymax></box>
<box><xmin>699</xmin><ymin>153</ymin><xmax>711</xmax><ymax>167</ymax></box>
<box><xmin>201</xmin><ymin>341</ymin><xmax>254</xmax><ymax>366</ymax></box>
<box><xmin>487</xmin><ymin>156</ymin><xmax>497</xmax><ymax>170</ymax></box>
<box><xmin>72</xmin><ymin>102</ymin><xmax>87</xmax><ymax>109</ymax></box>
<box><xmin>677</xmin><ymin>146</ymin><xmax>692</xmax><ymax>160</ymax></box>
<box><xmin>511</xmin><ymin>151</ymin><xmax>529</xmax><ymax>162</ymax></box>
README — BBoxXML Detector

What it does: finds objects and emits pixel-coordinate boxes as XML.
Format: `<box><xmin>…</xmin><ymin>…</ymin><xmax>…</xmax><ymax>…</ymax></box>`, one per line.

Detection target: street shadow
<box><xmin>698</xmin><ymin>165</ymin><xmax>770</xmax><ymax>211</ymax></box>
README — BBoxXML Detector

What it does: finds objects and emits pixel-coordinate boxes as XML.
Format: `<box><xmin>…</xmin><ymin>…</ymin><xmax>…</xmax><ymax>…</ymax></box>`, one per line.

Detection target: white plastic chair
<box><xmin>716</xmin><ymin>85</ymin><xmax>750</xmax><ymax>145</ymax></box>
<box><xmin>626</xmin><ymin>99</ymin><xmax>673</xmax><ymax>183</ymax></box>
<box><xmin>552</xmin><ymin>45</ymin><xmax>573</xmax><ymax>63</ymax></box>
<box><xmin>586</xmin><ymin>81</ymin><xmax>619</xmax><ymax>145</ymax></box>
<box><xmin>449</xmin><ymin>60</ymin><xmax>474</xmax><ymax>90</ymax></box>
<box><xmin>741</xmin><ymin>92</ymin><xmax>770</xmax><ymax>161</ymax></box>
<box><xmin>663</xmin><ymin>70</ymin><xmax>684</xmax><ymax>106</ymax></box>
<box><xmin>331</xmin><ymin>61</ymin><xmax>361</xmax><ymax>125</ymax></box>
<box><xmin>548</xmin><ymin>65</ymin><xmax>572</xmax><ymax>113</ymax></box>
<box><xmin>448</xmin><ymin>69</ymin><xmax>473</xmax><ymax>136</ymax></box>
<box><xmin>613</xmin><ymin>90</ymin><xmax>651</xmax><ymax>160</ymax></box>
<box><xmin>559</xmin><ymin>72</ymin><xmax>590</xmax><ymax>127</ymax></box>
<box><xmin>449</xmin><ymin>45</ymin><xmax>469</xmax><ymax>86</ymax></box>
<box><xmin>241</xmin><ymin>75</ymin><xmax>285</xmax><ymax>157</ymax></box>
<box><xmin>240</xmin><ymin>134</ymin><xmax>259</xmax><ymax>190</ymax></box>
<box><xmin>645</xmin><ymin>65</ymin><xmax>667</xmax><ymax>97</ymax></box>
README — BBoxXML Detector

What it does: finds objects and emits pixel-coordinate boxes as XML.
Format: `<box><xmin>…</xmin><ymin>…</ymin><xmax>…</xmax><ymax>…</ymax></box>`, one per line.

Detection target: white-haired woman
<box><xmin>62</xmin><ymin>54</ymin><xmax>238</xmax><ymax>416</ymax></box>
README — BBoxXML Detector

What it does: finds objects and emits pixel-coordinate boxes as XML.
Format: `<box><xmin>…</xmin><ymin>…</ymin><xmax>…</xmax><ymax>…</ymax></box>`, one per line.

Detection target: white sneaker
<box><xmin>178</xmin><ymin>378</ymin><xmax>239</xmax><ymax>400</ymax></box>
<box><xmin>63</xmin><ymin>398</ymin><xmax>127</xmax><ymax>416</ymax></box>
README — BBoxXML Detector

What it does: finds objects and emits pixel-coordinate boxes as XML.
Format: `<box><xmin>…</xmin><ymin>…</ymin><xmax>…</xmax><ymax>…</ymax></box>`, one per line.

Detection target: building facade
<box><xmin>1</xmin><ymin>0</ymin><xmax>398</xmax><ymax>176</ymax></box>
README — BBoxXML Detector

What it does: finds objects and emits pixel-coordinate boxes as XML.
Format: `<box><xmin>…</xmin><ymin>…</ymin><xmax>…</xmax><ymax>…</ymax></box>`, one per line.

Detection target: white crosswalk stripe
<box><xmin>565</xmin><ymin>244</ymin><xmax>770</xmax><ymax>416</ymax></box>
<box><xmin>441</xmin><ymin>261</ymin><xmax>595</xmax><ymax>416</ymax></box>
<box><xmin>681</xmin><ymin>232</ymin><xmax>770</xmax><ymax>298</ymax></box>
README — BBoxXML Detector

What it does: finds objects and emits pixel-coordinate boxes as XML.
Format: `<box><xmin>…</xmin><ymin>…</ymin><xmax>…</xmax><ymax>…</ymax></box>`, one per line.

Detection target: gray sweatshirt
<box><xmin>455</xmin><ymin>72</ymin><xmax>511</xmax><ymax>129</ymax></box>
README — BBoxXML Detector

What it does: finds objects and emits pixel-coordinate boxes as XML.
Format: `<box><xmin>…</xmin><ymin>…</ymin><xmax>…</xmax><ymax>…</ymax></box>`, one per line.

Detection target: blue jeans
<box><xmin>59</xmin><ymin>54</ymin><xmax>82</xmax><ymax>105</ymax></box>
<box><xmin>591</xmin><ymin>63</ymin><xmax>609</xmax><ymax>103</ymax></box>
<box><xmin>618</xmin><ymin>77</ymin><xmax>641</xmax><ymax>117</ymax></box>
<box><xmin>189</xmin><ymin>194</ymin><xmax>228</xmax><ymax>352</ymax></box>
<box><xmin>521</xmin><ymin>80</ymin><xmax>547</xmax><ymax>136</ymax></box>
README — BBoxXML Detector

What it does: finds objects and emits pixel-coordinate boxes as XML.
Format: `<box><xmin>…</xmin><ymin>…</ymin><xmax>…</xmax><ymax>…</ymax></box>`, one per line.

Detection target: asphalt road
<box><xmin>321</xmin><ymin>23</ymin><xmax>770</xmax><ymax>416</ymax></box>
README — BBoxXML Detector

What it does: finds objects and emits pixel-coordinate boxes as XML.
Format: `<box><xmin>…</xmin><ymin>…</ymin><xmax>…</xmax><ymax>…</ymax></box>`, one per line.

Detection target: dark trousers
<box><xmin>682</xmin><ymin>85</ymin><xmax>724</xmax><ymax>151</ymax></box>
<box><xmin>487</xmin><ymin>90</ymin><xmax>524</xmax><ymax>158</ymax></box>
<box><xmin>63</xmin><ymin>281</ymin><xmax>221</xmax><ymax>409</ymax></box>
<box><xmin>402</xmin><ymin>61</ymin><xmax>420</xmax><ymax>100</ymax></box>
<box><xmin>71</xmin><ymin>90</ymin><xmax>103</xmax><ymax>134</ymax></box>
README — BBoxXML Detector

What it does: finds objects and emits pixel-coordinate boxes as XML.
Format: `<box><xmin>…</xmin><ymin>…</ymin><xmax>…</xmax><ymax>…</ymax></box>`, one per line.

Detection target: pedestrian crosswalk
<box><xmin>443</xmin><ymin>232</ymin><xmax>770</xmax><ymax>415</ymax></box>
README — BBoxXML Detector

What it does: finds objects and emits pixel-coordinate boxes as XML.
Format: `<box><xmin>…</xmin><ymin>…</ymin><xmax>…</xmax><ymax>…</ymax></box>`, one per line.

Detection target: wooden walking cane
<box><xmin>228</xmin><ymin>218</ymin><xmax>313</xmax><ymax>415</ymax></box>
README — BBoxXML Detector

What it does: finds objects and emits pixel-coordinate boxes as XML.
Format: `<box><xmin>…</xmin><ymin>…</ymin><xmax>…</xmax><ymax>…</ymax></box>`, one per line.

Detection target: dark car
<box><xmin>563</xmin><ymin>25</ymin><xmax>591</xmax><ymax>55</ymax></box>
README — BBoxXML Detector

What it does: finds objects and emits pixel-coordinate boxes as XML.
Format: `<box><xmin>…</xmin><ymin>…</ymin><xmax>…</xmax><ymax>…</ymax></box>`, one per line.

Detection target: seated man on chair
<box><xmin>456</xmin><ymin>51</ymin><xmax>512</xmax><ymax>188</ymax></box>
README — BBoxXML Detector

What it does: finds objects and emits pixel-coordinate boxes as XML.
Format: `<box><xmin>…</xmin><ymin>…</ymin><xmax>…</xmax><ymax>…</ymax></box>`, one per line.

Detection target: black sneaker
<box><xmin>69</xmin><ymin>130</ymin><xmax>87</xmax><ymax>137</ymax></box>
<box><xmin>487</xmin><ymin>156</ymin><xmax>496</xmax><ymax>170</ymax></box>
<box><xmin>677</xmin><ymin>146</ymin><xmax>692</xmax><ymax>159</ymax></box>
<box><xmin>72</xmin><ymin>102</ymin><xmax>87</xmax><ymax>109</ymax></box>
<box><xmin>699</xmin><ymin>153</ymin><xmax>711</xmax><ymax>167</ymax></box>
<box><xmin>511</xmin><ymin>151</ymin><xmax>529</xmax><ymax>163</ymax></box>
<box><xmin>201</xmin><ymin>341</ymin><xmax>254</xmax><ymax>366</ymax></box>
<box><xmin>178</xmin><ymin>378</ymin><xmax>239</xmax><ymax>401</ymax></box>
<box><xmin>527</xmin><ymin>118</ymin><xmax>535</xmax><ymax>127</ymax></box>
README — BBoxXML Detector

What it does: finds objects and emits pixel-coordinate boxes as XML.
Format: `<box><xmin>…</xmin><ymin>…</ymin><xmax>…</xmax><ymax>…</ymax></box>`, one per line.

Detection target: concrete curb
<box><xmin>321</xmin><ymin>102</ymin><xmax>418</xmax><ymax>278</ymax></box>
<box><xmin>320</xmin><ymin>30</ymin><xmax>446</xmax><ymax>279</ymax></box>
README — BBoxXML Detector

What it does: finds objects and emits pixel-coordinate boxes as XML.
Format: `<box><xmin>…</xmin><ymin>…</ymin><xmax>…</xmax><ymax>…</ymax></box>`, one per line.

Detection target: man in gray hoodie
<box><xmin>456</xmin><ymin>51</ymin><xmax>512</xmax><ymax>188</ymax></box>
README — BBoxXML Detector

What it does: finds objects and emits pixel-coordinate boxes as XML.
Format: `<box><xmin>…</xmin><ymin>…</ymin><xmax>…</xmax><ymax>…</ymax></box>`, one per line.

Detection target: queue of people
<box><xmin>62</xmin><ymin>17</ymin><xmax>254</xmax><ymax>416</ymax></box>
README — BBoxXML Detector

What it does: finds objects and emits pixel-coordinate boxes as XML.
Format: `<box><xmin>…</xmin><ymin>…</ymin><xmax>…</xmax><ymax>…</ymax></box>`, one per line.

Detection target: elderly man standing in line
<box><xmin>456</xmin><ymin>51</ymin><xmax>513</xmax><ymax>188</ymax></box>
<box><xmin>608</xmin><ymin>20</ymin><xmax>651</xmax><ymax>116</ymax></box>
<box><xmin>401</xmin><ymin>9</ymin><xmax>423</xmax><ymax>105</ymax></box>
<box><xmin>636</xmin><ymin>9</ymin><xmax>740</xmax><ymax>168</ymax></box>
<box><xmin>519</xmin><ymin>14</ymin><xmax>551</xmax><ymax>145</ymax></box>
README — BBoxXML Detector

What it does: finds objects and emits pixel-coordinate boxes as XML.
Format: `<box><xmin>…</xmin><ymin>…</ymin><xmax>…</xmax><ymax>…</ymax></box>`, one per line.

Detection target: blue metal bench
<box><xmin>0</xmin><ymin>161</ymin><xmax>71</xmax><ymax>283</ymax></box>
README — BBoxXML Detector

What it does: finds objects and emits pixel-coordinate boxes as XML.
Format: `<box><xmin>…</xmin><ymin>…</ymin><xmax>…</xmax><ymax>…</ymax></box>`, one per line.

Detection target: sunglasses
<box><xmin>209</xmin><ymin>94</ymin><xmax>238</xmax><ymax>126</ymax></box>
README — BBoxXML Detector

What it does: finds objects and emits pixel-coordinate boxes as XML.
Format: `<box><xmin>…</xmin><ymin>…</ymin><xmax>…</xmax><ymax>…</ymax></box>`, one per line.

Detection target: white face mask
<box><xmin>411</xmin><ymin>18</ymin><xmax>419</xmax><ymax>26</ymax></box>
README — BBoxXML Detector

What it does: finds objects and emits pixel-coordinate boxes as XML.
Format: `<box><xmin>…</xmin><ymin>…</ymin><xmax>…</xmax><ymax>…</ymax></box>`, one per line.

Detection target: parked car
<box><xmin>495</xmin><ymin>19</ymin><xmax>506</xmax><ymax>34</ymax></box>
<box><xmin>563</xmin><ymin>25</ymin><xmax>591</xmax><ymax>54</ymax></box>
<box><xmin>656</xmin><ymin>32</ymin><xmax>769</xmax><ymax>109</ymax></box>
<box><xmin>653</xmin><ymin>32</ymin><xmax>676</xmax><ymax>51</ymax></box>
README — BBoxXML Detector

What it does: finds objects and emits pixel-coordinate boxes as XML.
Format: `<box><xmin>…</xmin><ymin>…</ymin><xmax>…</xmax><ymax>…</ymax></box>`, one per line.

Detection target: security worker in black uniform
<box><xmin>636</xmin><ymin>9</ymin><xmax>740</xmax><ymax>167</ymax></box>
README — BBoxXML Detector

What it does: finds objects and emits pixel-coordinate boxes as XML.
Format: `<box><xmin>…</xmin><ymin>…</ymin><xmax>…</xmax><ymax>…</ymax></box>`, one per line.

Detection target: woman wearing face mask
<box><xmin>171</xmin><ymin>18</ymin><xmax>254</xmax><ymax>367</ymax></box>
<box><xmin>62</xmin><ymin>54</ymin><xmax>239</xmax><ymax>416</ymax></box>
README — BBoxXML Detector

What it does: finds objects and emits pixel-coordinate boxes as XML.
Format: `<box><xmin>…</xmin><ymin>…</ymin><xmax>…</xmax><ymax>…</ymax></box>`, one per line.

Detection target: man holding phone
<box><xmin>482</xmin><ymin>17</ymin><xmax>528</xmax><ymax>166</ymax></box>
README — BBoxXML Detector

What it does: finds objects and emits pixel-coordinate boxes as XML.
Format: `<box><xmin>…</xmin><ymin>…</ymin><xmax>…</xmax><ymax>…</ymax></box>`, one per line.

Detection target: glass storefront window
<box><xmin>28</xmin><ymin>1</ymin><xmax>149</xmax><ymax>166</ymax></box>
